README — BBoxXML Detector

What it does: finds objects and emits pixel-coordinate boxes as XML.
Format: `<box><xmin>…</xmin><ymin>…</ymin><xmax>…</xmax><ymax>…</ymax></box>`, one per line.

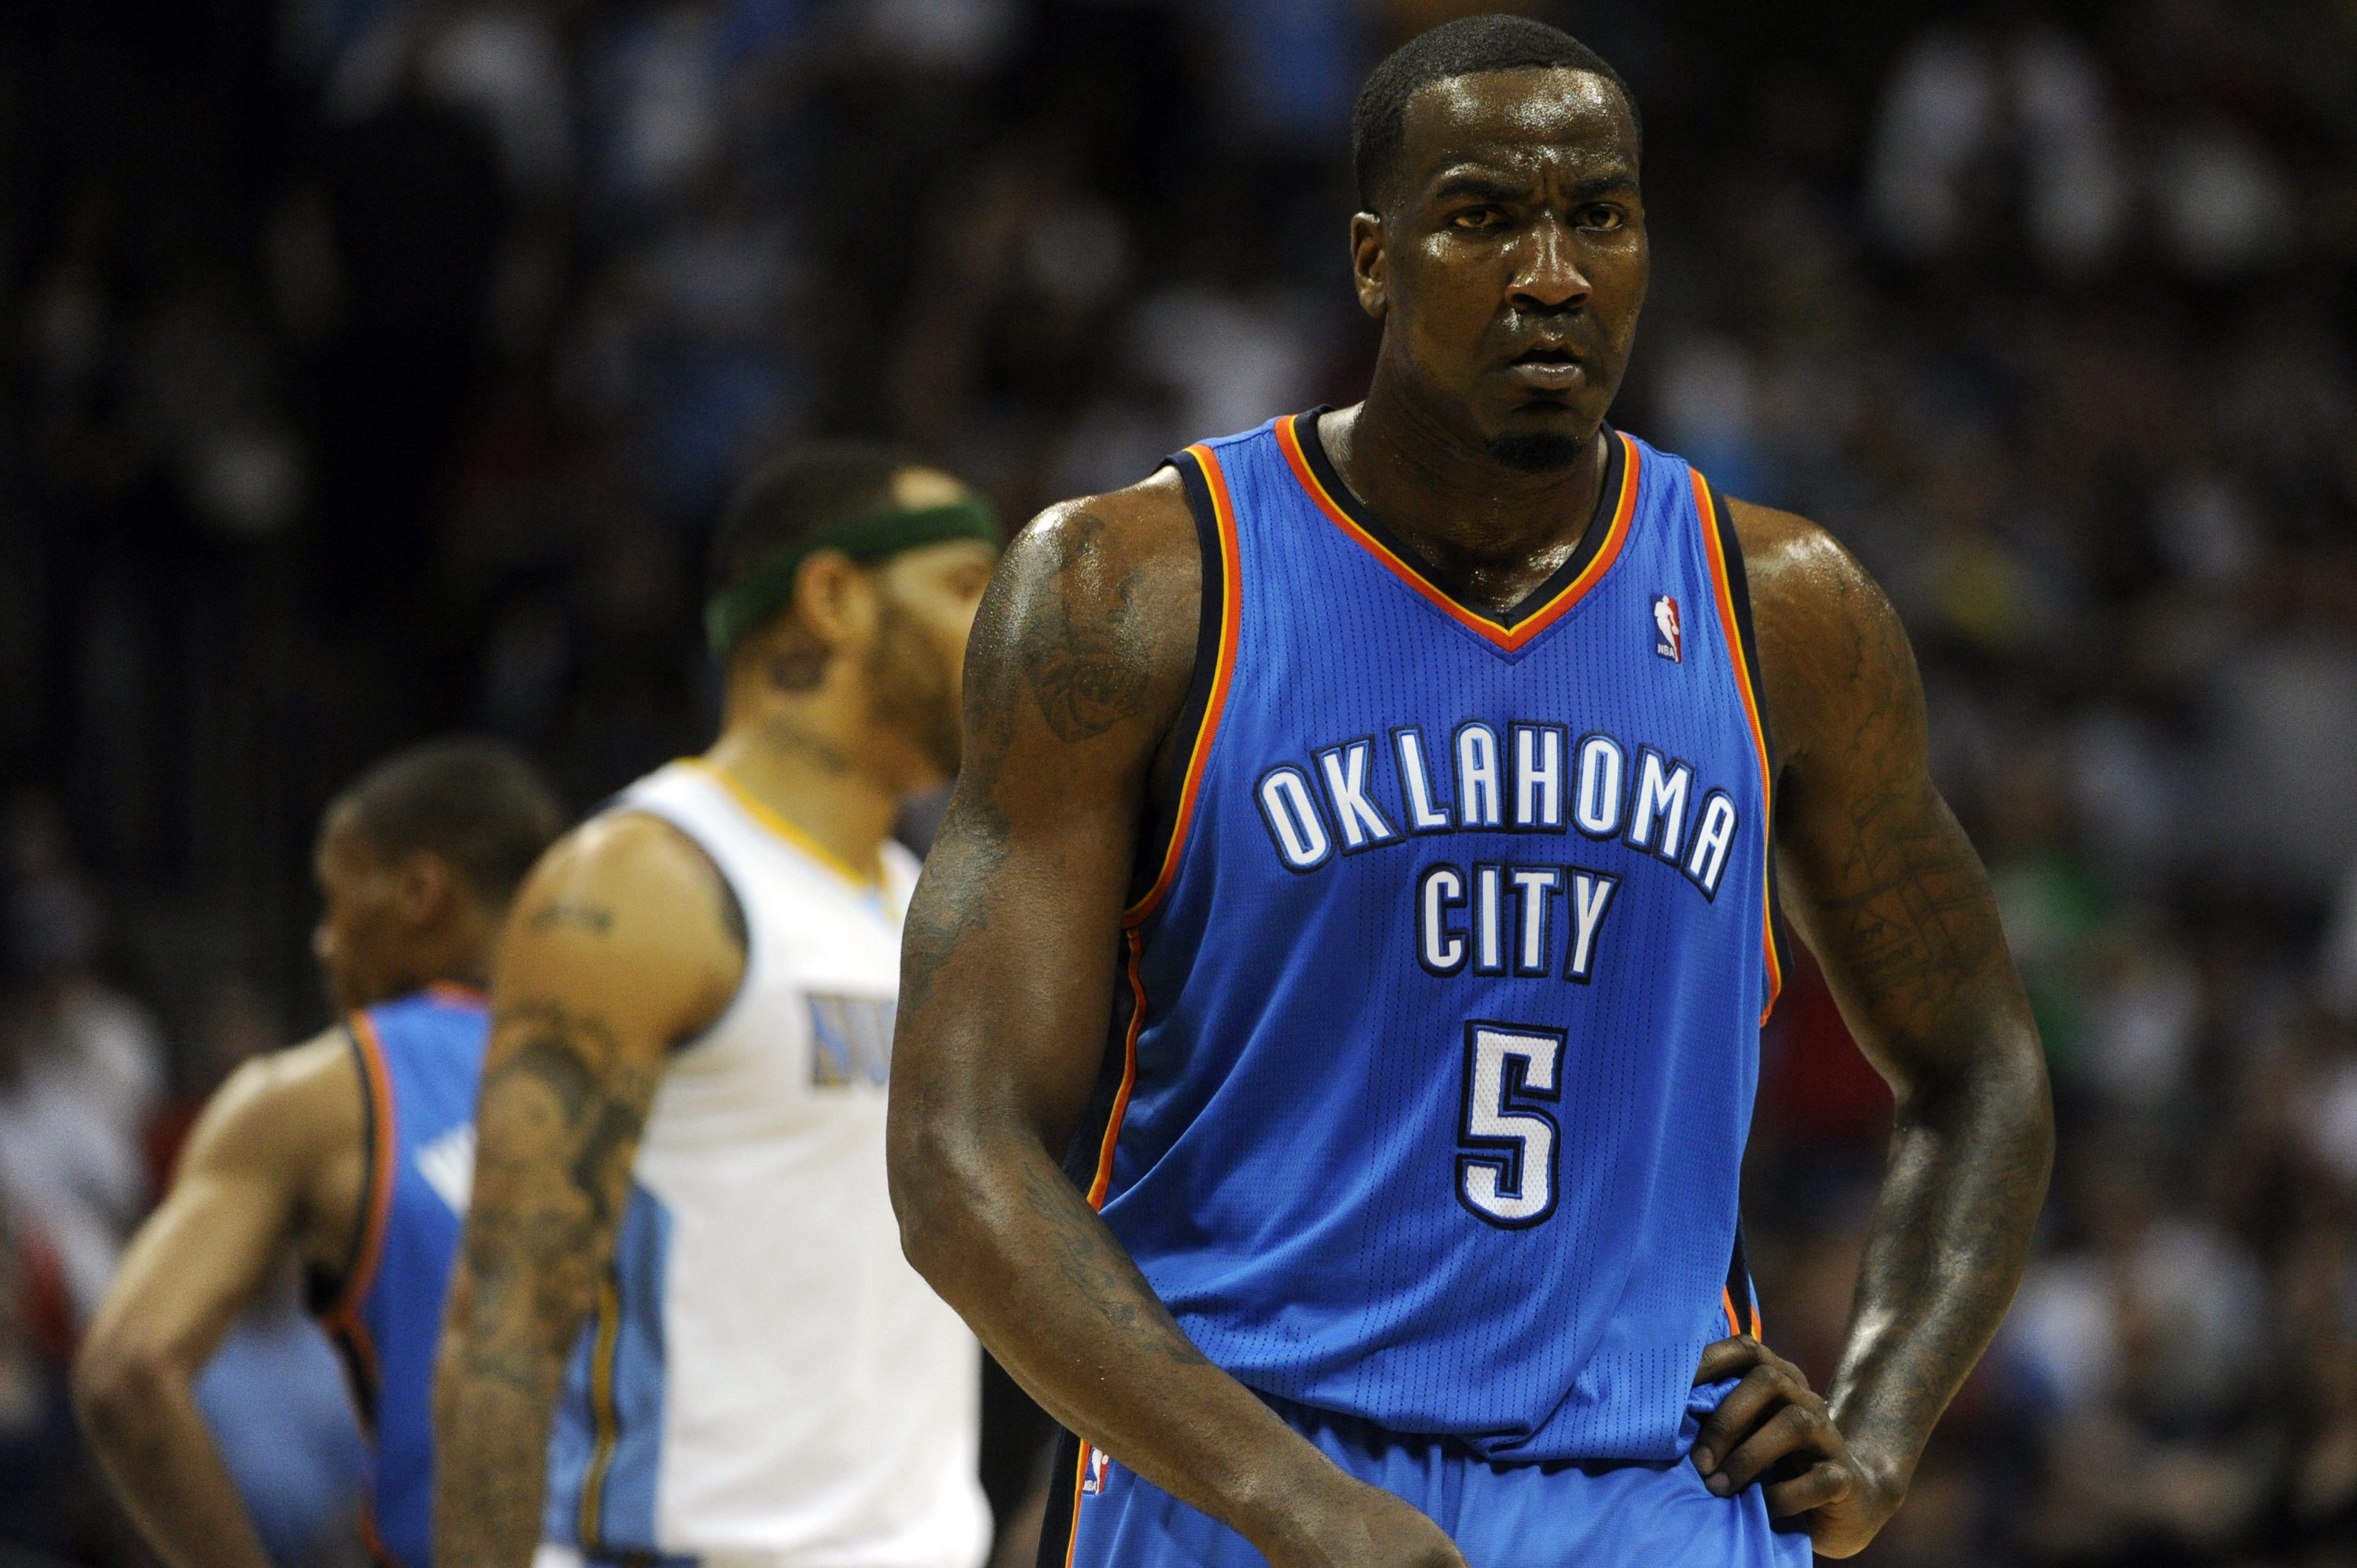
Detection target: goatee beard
<box><xmin>1486</xmin><ymin>430</ymin><xmax>1587</xmax><ymax>473</ymax></box>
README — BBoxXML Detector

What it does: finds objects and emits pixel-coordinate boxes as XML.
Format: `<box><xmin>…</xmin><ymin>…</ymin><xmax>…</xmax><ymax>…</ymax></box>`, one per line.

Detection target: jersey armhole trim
<box><xmin>318</xmin><ymin>1012</ymin><xmax>396</xmax><ymax>1405</ymax></box>
<box><xmin>1692</xmin><ymin>473</ymin><xmax>1789</xmax><ymax>1022</ymax></box>
<box><xmin>1123</xmin><ymin>445</ymin><xmax>1241</xmax><ymax>925</ymax></box>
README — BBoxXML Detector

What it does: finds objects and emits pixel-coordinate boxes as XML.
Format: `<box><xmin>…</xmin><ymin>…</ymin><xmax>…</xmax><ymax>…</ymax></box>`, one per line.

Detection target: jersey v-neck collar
<box><xmin>680</xmin><ymin>757</ymin><xmax>888</xmax><ymax>896</ymax></box>
<box><xmin>1275</xmin><ymin>408</ymin><xmax>1639</xmax><ymax>654</ymax></box>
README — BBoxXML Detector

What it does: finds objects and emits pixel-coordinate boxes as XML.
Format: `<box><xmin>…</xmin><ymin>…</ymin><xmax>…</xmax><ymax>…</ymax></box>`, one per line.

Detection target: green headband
<box><xmin>706</xmin><ymin>496</ymin><xmax>1001</xmax><ymax>659</ymax></box>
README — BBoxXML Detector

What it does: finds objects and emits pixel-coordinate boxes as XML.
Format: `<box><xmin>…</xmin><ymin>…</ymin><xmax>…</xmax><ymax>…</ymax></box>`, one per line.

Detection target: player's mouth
<box><xmin>1505</xmin><ymin>344</ymin><xmax>1585</xmax><ymax>391</ymax></box>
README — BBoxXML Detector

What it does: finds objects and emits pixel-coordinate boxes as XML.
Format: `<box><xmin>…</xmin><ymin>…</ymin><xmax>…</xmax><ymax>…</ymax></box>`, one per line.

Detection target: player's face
<box><xmin>865</xmin><ymin>537</ymin><xmax>998</xmax><ymax>785</ymax></box>
<box><xmin>312</xmin><ymin>808</ymin><xmax>405</xmax><ymax>1014</ymax></box>
<box><xmin>1361</xmin><ymin>68</ymin><xmax>1647</xmax><ymax>469</ymax></box>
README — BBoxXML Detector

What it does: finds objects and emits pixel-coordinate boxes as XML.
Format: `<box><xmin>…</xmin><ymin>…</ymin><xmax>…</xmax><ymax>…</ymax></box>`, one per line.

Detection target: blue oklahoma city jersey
<box><xmin>317</xmin><ymin>986</ymin><xmax>488</xmax><ymax>1568</ymax></box>
<box><xmin>1076</xmin><ymin>411</ymin><xmax>1784</xmax><ymax>1467</ymax></box>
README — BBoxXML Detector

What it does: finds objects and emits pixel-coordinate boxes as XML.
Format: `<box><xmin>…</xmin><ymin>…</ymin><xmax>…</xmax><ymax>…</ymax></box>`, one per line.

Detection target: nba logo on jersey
<box><xmin>1080</xmin><ymin>1447</ymin><xmax>1112</xmax><ymax>1496</ymax></box>
<box><xmin>1653</xmin><ymin>594</ymin><xmax>1681</xmax><ymax>661</ymax></box>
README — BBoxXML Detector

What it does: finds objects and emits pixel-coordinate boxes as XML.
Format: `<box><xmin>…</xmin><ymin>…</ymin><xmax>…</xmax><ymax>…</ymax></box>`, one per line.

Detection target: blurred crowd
<box><xmin>2</xmin><ymin>1</ymin><xmax>2355</xmax><ymax>1564</ymax></box>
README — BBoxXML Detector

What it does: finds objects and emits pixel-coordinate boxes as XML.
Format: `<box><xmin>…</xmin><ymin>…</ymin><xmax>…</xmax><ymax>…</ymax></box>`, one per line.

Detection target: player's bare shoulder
<box><xmin>186</xmin><ymin>1027</ymin><xmax>368</xmax><ymax>1268</ymax></box>
<box><xmin>970</xmin><ymin>467</ymin><xmax>1203</xmax><ymax>760</ymax></box>
<box><xmin>501</xmin><ymin>809</ymin><xmax>746</xmax><ymax>1039</ymax></box>
<box><xmin>1723</xmin><ymin>495</ymin><xmax>1921</xmax><ymax>775</ymax></box>
<box><xmin>200</xmin><ymin>1029</ymin><xmax>365</xmax><ymax>1168</ymax></box>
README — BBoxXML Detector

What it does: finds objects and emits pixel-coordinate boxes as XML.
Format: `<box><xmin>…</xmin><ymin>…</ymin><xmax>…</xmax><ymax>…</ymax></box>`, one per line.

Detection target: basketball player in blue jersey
<box><xmin>434</xmin><ymin>446</ymin><xmax>997</xmax><ymax>1568</ymax></box>
<box><xmin>75</xmin><ymin>742</ymin><xmax>564</xmax><ymax>1568</ymax></box>
<box><xmin>889</xmin><ymin>15</ymin><xmax>2054</xmax><ymax>1568</ymax></box>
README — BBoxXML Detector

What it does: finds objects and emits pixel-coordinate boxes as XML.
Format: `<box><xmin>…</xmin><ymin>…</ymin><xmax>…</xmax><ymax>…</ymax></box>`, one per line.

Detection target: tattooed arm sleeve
<box><xmin>432</xmin><ymin>816</ymin><xmax>742</xmax><ymax>1567</ymax></box>
<box><xmin>1739</xmin><ymin>499</ymin><xmax>2054</xmax><ymax>1504</ymax></box>
<box><xmin>888</xmin><ymin>478</ymin><xmax>1412</xmax><ymax>1563</ymax></box>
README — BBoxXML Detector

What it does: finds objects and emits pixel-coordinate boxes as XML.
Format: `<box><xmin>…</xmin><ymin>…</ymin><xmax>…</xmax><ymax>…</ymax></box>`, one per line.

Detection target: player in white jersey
<box><xmin>432</xmin><ymin>443</ymin><xmax>1001</xmax><ymax>1568</ymax></box>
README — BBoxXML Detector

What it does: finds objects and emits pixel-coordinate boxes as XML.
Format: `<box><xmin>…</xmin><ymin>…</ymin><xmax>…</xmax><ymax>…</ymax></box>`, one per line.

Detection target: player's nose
<box><xmin>1506</xmin><ymin>215</ymin><xmax>1589</xmax><ymax>311</ymax></box>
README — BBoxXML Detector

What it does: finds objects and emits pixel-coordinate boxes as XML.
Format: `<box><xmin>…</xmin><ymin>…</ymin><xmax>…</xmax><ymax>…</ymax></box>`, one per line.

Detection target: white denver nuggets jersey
<box><xmin>539</xmin><ymin>760</ymin><xmax>988</xmax><ymax>1568</ymax></box>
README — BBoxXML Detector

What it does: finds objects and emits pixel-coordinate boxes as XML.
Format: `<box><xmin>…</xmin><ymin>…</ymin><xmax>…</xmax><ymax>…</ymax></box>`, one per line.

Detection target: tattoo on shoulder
<box><xmin>526</xmin><ymin>901</ymin><xmax>614</xmax><ymax>936</ymax></box>
<box><xmin>1019</xmin><ymin>511</ymin><xmax>1153</xmax><ymax>742</ymax></box>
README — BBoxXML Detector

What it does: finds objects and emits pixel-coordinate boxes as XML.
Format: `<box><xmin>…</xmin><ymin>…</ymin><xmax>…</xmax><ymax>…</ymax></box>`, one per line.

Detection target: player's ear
<box><xmin>395</xmin><ymin>850</ymin><xmax>460</xmax><ymax>929</ymax></box>
<box><xmin>1351</xmin><ymin>211</ymin><xmax>1387</xmax><ymax>320</ymax></box>
<box><xmin>789</xmin><ymin>548</ymin><xmax>873</xmax><ymax>653</ymax></box>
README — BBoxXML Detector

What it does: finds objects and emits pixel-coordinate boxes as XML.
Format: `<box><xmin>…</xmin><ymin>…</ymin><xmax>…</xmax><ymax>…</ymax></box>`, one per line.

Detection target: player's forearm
<box><xmin>894</xmin><ymin>1123</ymin><xmax>1352</xmax><ymax>1555</ymax></box>
<box><xmin>75</xmin><ymin>1354</ymin><xmax>276</xmax><ymax>1568</ymax></box>
<box><xmin>1826</xmin><ymin>1011</ymin><xmax>2051</xmax><ymax>1490</ymax></box>
<box><xmin>431</xmin><ymin>1260</ymin><xmax>577</xmax><ymax>1566</ymax></box>
<box><xmin>437</xmin><ymin>987</ymin><xmax>665</xmax><ymax>1564</ymax></box>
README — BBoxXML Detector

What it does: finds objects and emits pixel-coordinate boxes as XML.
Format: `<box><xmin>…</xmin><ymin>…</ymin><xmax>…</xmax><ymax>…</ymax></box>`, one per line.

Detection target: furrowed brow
<box><xmin>1563</xmin><ymin>171</ymin><xmax>1640</xmax><ymax>202</ymax></box>
<box><xmin>1429</xmin><ymin>172</ymin><xmax>1529</xmax><ymax>205</ymax></box>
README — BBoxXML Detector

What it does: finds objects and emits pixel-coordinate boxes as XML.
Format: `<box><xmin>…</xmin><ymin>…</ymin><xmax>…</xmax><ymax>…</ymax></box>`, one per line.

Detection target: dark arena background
<box><xmin>4</xmin><ymin>2</ymin><xmax>2357</xmax><ymax>1565</ymax></box>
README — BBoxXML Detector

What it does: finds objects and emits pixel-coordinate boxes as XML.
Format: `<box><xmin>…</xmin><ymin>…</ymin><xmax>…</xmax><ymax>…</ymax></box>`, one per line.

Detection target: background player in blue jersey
<box><xmin>74</xmin><ymin>741</ymin><xmax>563</xmax><ymax>1568</ymax></box>
<box><xmin>890</xmin><ymin>15</ymin><xmax>2054</xmax><ymax>1568</ymax></box>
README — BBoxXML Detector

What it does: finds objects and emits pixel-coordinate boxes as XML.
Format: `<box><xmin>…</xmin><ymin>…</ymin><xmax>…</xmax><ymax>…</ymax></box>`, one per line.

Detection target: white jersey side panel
<box><xmin>544</xmin><ymin>760</ymin><xmax>988</xmax><ymax>1568</ymax></box>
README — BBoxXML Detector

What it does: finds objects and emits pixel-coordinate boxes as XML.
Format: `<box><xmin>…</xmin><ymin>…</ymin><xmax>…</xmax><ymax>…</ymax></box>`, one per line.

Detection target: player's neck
<box><xmin>1330</xmin><ymin>384</ymin><xmax>1607</xmax><ymax>581</ymax></box>
<box><xmin>702</xmin><ymin>713</ymin><xmax>904</xmax><ymax>884</ymax></box>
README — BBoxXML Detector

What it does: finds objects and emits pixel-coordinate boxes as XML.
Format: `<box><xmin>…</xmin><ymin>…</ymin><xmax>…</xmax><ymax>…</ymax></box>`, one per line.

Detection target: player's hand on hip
<box><xmin>1266</xmin><ymin>1475</ymin><xmax>1468</xmax><ymax>1568</ymax></box>
<box><xmin>1688</xmin><ymin>1336</ymin><xmax>1903</xmax><ymax>1559</ymax></box>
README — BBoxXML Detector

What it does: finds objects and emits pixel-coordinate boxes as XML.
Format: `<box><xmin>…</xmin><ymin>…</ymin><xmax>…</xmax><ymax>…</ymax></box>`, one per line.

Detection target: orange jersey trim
<box><xmin>1124</xmin><ymin>442</ymin><xmax>1244</xmax><ymax>926</ymax></box>
<box><xmin>1087</xmin><ymin>930</ymin><xmax>1149</xmax><ymax>1209</ymax></box>
<box><xmin>1061</xmin><ymin>1442</ymin><xmax>1091</xmax><ymax>1568</ymax></box>
<box><xmin>1276</xmin><ymin>416</ymin><xmax>1641</xmax><ymax>654</ymax></box>
<box><xmin>358</xmin><ymin>1508</ymin><xmax>396</xmax><ymax>1567</ymax></box>
<box><xmin>320</xmin><ymin>1011</ymin><xmax>398</xmax><ymax>1387</ymax></box>
<box><xmin>1691</xmin><ymin>473</ymin><xmax>1783</xmax><ymax>1024</ymax></box>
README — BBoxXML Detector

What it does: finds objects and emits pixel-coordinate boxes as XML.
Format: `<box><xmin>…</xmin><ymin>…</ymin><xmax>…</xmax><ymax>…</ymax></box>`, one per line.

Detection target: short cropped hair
<box><xmin>708</xmin><ymin>441</ymin><xmax>922</xmax><ymax>603</ymax></box>
<box><xmin>1352</xmin><ymin>14</ymin><xmax>1640</xmax><ymax>210</ymax></box>
<box><xmin>335</xmin><ymin>739</ymin><xmax>565</xmax><ymax>909</ymax></box>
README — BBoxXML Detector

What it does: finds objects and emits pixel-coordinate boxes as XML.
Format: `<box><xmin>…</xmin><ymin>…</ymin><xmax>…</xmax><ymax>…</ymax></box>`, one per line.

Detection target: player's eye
<box><xmin>1577</xmin><ymin>204</ymin><xmax>1626</xmax><ymax>233</ymax></box>
<box><xmin>1449</xmin><ymin>207</ymin><xmax>1502</xmax><ymax>231</ymax></box>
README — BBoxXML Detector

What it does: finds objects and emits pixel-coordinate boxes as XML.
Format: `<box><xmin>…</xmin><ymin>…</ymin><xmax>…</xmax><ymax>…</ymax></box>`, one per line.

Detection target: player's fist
<box><xmin>1688</xmin><ymin>1335</ymin><xmax>1904</xmax><ymax>1558</ymax></box>
<box><xmin>1263</xmin><ymin>1475</ymin><xmax>1468</xmax><ymax>1568</ymax></box>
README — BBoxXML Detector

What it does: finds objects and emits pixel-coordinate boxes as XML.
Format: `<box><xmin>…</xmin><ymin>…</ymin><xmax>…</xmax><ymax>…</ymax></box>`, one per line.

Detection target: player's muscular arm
<box><xmin>74</xmin><ymin>1038</ymin><xmax>361</xmax><ymax>1568</ymax></box>
<box><xmin>1689</xmin><ymin>500</ymin><xmax>2053</xmax><ymax>1557</ymax></box>
<box><xmin>891</xmin><ymin>478</ymin><xmax>1465</xmax><ymax>1568</ymax></box>
<box><xmin>432</xmin><ymin>818</ymin><xmax>742</xmax><ymax>1568</ymax></box>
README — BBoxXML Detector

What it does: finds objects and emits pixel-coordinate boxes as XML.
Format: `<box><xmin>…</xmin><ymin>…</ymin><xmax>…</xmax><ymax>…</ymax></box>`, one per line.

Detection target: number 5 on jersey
<box><xmin>1456</xmin><ymin>1024</ymin><xmax>1564</xmax><ymax>1227</ymax></box>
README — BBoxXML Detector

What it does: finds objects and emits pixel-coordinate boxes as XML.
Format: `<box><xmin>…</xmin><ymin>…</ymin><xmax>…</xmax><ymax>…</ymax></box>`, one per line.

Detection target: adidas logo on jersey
<box><xmin>1652</xmin><ymin>594</ymin><xmax>1681</xmax><ymax>661</ymax></box>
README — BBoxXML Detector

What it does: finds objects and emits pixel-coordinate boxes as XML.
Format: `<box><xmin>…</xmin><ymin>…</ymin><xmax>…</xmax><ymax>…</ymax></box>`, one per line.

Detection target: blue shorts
<box><xmin>1043</xmin><ymin>1386</ymin><xmax>1813</xmax><ymax>1568</ymax></box>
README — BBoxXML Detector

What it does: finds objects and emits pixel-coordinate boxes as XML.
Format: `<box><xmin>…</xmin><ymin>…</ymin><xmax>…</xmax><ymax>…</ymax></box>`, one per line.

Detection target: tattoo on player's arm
<box><xmin>1018</xmin><ymin>511</ymin><xmax>1153</xmax><ymax>742</ymax></box>
<box><xmin>524</xmin><ymin>901</ymin><xmax>614</xmax><ymax>935</ymax></box>
<box><xmin>1794</xmin><ymin>576</ymin><xmax>2004</xmax><ymax>1050</ymax></box>
<box><xmin>1771</xmin><ymin>568</ymin><xmax>2050</xmax><ymax>1478</ymax></box>
<box><xmin>898</xmin><ymin>550</ymin><xmax>1029</xmax><ymax>1020</ymax></box>
<box><xmin>438</xmin><ymin>1001</ymin><xmax>658</xmax><ymax>1563</ymax></box>
<box><xmin>898</xmin><ymin>801</ymin><xmax>1008</xmax><ymax>1022</ymax></box>
<box><xmin>470</xmin><ymin>1002</ymin><xmax>652</xmax><ymax>1264</ymax></box>
<box><xmin>1018</xmin><ymin>1163</ymin><xmax>1210</xmax><ymax>1367</ymax></box>
<box><xmin>1812</xmin><ymin>797</ymin><xmax>1999</xmax><ymax>1042</ymax></box>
